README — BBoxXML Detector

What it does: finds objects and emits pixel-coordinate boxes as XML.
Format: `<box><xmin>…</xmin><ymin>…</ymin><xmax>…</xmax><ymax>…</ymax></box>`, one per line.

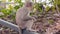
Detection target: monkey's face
<box><xmin>29</xmin><ymin>6</ymin><xmax>33</xmax><ymax>11</ymax></box>
<box><xmin>25</xmin><ymin>2</ymin><xmax>33</xmax><ymax>11</ymax></box>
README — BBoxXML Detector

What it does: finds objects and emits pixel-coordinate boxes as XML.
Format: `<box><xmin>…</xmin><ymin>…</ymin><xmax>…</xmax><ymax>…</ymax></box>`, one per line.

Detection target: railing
<box><xmin>0</xmin><ymin>19</ymin><xmax>19</xmax><ymax>34</ymax></box>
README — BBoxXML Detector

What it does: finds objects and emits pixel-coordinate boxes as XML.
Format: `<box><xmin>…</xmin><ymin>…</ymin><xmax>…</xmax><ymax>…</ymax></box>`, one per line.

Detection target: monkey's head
<box><xmin>25</xmin><ymin>1</ymin><xmax>33</xmax><ymax>11</ymax></box>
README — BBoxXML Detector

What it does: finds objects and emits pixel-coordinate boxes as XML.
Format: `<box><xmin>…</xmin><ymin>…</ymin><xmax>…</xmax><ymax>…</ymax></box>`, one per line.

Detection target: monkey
<box><xmin>16</xmin><ymin>1</ymin><xmax>36</xmax><ymax>34</ymax></box>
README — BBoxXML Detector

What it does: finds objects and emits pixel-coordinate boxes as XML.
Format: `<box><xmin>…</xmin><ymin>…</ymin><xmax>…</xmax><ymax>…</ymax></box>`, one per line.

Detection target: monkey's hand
<box><xmin>31</xmin><ymin>17</ymin><xmax>36</xmax><ymax>22</ymax></box>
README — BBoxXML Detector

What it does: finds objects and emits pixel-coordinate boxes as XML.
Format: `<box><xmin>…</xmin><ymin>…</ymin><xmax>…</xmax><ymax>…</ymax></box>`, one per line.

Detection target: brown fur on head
<box><xmin>25</xmin><ymin>2</ymin><xmax>33</xmax><ymax>7</ymax></box>
<box><xmin>24</xmin><ymin>0</ymin><xmax>33</xmax><ymax>7</ymax></box>
<box><xmin>24</xmin><ymin>1</ymin><xmax>33</xmax><ymax>11</ymax></box>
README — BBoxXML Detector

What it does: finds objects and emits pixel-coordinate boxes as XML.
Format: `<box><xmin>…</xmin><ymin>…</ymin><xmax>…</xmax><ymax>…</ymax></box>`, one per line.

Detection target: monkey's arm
<box><xmin>22</xmin><ymin>12</ymin><xmax>36</xmax><ymax>21</ymax></box>
<box><xmin>23</xmin><ymin>16</ymin><xmax>33</xmax><ymax>21</ymax></box>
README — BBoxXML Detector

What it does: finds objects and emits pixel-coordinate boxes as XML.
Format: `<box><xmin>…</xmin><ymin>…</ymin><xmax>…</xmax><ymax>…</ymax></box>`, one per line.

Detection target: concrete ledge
<box><xmin>0</xmin><ymin>19</ymin><xmax>19</xmax><ymax>32</ymax></box>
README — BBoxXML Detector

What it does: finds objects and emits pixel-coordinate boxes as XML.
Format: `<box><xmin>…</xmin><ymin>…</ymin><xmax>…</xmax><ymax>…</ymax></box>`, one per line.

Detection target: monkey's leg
<box><xmin>26</xmin><ymin>20</ymin><xmax>33</xmax><ymax>30</ymax></box>
<box><xmin>26</xmin><ymin>20</ymin><xmax>37</xmax><ymax>32</ymax></box>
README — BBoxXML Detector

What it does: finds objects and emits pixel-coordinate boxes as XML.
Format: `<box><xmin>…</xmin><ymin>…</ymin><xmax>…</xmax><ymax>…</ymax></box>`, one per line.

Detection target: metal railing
<box><xmin>0</xmin><ymin>19</ymin><xmax>19</xmax><ymax>32</ymax></box>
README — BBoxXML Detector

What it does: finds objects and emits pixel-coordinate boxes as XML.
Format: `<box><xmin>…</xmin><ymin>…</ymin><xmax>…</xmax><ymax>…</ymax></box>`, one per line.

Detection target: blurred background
<box><xmin>0</xmin><ymin>0</ymin><xmax>60</xmax><ymax>34</ymax></box>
